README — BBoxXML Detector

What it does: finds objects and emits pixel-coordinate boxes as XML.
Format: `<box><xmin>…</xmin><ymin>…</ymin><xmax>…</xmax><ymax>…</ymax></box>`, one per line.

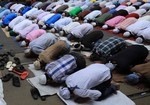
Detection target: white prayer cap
<box><xmin>5</xmin><ymin>26</ymin><xmax>9</xmax><ymax>31</ymax></box>
<box><xmin>50</xmin><ymin>24</ymin><xmax>54</xmax><ymax>27</ymax></box>
<box><xmin>75</xmin><ymin>17</ymin><xmax>79</xmax><ymax>21</ymax></box>
<box><xmin>83</xmin><ymin>19</ymin><xmax>88</xmax><ymax>23</ymax></box>
<box><xmin>91</xmin><ymin>22</ymin><xmax>96</xmax><ymax>26</ymax></box>
<box><xmin>38</xmin><ymin>21</ymin><xmax>44</xmax><ymax>26</ymax></box>
<box><xmin>20</xmin><ymin>41</ymin><xmax>27</xmax><ymax>47</ymax></box>
<box><xmin>113</xmin><ymin>28</ymin><xmax>120</xmax><ymax>33</ymax></box>
<box><xmin>15</xmin><ymin>35</ymin><xmax>21</xmax><ymax>41</ymax></box>
<box><xmin>59</xmin><ymin>31</ymin><xmax>64</xmax><ymax>36</ymax></box>
<box><xmin>38</xmin><ymin>74</ymin><xmax>47</xmax><ymax>85</ymax></box>
<box><xmin>123</xmin><ymin>31</ymin><xmax>131</xmax><ymax>37</ymax></box>
<box><xmin>24</xmin><ymin>48</ymin><xmax>30</xmax><ymax>53</ymax></box>
<box><xmin>135</xmin><ymin>37</ymin><xmax>143</xmax><ymax>43</ymax></box>
<box><xmin>102</xmin><ymin>24</ymin><xmax>108</xmax><ymax>29</ymax></box>
<box><xmin>33</xmin><ymin>60</ymin><xmax>41</xmax><ymax>70</ymax></box>
<box><xmin>33</xmin><ymin>19</ymin><xmax>38</xmax><ymax>23</ymax></box>
<box><xmin>105</xmin><ymin>62</ymin><xmax>116</xmax><ymax>71</ymax></box>
<box><xmin>42</xmin><ymin>25</ymin><xmax>47</xmax><ymax>29</ymax></box>
<box><xmin>59</xmin><ymin>87</ymin><xmax>71</xmax><ymax>100</ymax></box>
<box><xmin>50</xmin><ymin>28</ymin><xmax>55</xmax><ymax>33</ymax></box>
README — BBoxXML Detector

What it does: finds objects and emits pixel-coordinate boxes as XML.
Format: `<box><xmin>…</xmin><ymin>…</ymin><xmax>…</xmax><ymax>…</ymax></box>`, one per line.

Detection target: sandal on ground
<box><xmin>30</xmin><ymin>87</ymin><xmax>39</xmax><ymax>100</ymax></box>
<box><xmin>2</xmin><ymin>73</ymin><xmax>14</xmax><ymax>82</ymax></box>
<box><xmin>30</xmin><ymin>87</ymin><xmax>47</xmax><ymax>101</ymax></box>
<box><xmin>12</xmin><ymin>76</ymin><xmax>20</xmax><ymax>87</ymax></box>
<box><xmin>8</xmin><ymin>63</ymin><xmax>16</xmax><ymax>71</ymax></box>
<box><xmin>0</xmin><ymin>62</ymin><xmax>5</xmax><ymax>70</ymax></box>
<box><xmin>71</xmin><ymin>43</ymin><xmax>84</xmax><ymax>51</ymax></box>
<box><xmin>13</xmin><ymin>65</ymin><xmax>26</xmax><ymax>73</ymax></box>
<box><xmin>20</xmin><ymin>71</ymin><xmax>29</xmax><ymax>80</ymax></box>
<box><xmin>12</xmin><ymin>67</ymin><xmax>29</xmax><ymax>80</ymax></box>
<box><xmin>6</xmin><ymin>61</ymin><xmax>13</xmax><ymax>69</ymax></box>
<box><xmin>39</xmin><ymin>95</ymin><xmax>46</xmax><ymax>101</ymax></box>
<box><xmin>14</xmin><ymin>57</ymin><xmax>21</xmax><ymax>65</ymax></box>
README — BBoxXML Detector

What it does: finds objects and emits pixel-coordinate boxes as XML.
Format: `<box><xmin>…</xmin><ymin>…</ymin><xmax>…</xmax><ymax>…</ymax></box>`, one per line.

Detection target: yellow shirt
<box><xmin>90</xmin><ymin>0</ymin><xmax>96</xmax><ymax>2</ymax></box>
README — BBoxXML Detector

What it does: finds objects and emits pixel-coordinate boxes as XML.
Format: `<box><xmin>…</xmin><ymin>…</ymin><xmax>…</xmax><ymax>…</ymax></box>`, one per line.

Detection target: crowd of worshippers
<box><xmin>0</xmin><ymin>0</ymin><xmax>150</xmax><ymax>103</ymax></box>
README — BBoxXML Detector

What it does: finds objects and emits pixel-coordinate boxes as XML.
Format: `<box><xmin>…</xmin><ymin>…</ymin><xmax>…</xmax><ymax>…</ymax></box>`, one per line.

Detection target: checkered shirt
<box><xmin>45</xmin><ymin>54</ymin><xmax>77</xmax><ymax>83</ymax></box>
<box><xmin>93</xmin><ymin>36</ymin><xmax>126</xmax><ymax>58</ymax></box>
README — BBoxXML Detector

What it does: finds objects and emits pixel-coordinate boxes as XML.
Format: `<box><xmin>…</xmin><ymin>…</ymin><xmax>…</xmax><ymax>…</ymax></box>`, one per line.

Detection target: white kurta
<box><xmin>84</xmin><ymin>10</ymin><xmax>102</xmax><ymax>20</ymax></box>
<box><xmin>62</xmin><ymin>22</ymin><xmax>80</xmax><ymax>34</ymax></box>
<box><xmin>126</xmin><ymin>20</ymin><xmax>150</xmax><ymax>35</ymax></box>
<box><xmin>9</xmin><ymin>16</ymin><xmax>25</xmax><ymax>29</ymax></box>
<box><xmin>13</xmin><ymin>19</ymin><xmax>32</xmax><ymax>33</ymax></box>
<box><xmin>53</xmin><ymin>17</ymin><xmax>72</xmax><ymax>31</ymax></box>
<box><xmin>66</xmin><ymin>63</ymin><xmax>111</xmax><ymax>100</ymax></box>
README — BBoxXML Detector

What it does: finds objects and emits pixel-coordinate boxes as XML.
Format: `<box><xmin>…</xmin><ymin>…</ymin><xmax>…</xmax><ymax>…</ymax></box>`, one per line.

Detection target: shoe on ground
<box><xmin>2</xmin><ymin>73</ymin><xmax>14</xmax><ymax>82</ymax></box>
<box><xmin>14</xmin><ymin>57</ymin><xmax>21</xmax><ymax>65</ymax></box>
<box><xmin>30</xmin><ymin>87</ymin><xmax>39</xmax><ymax>100</ymax></box>
<box><xmin>12</xmin><ymin>76</ymin><xmax>20</xmax><ymax>87</ymax></box>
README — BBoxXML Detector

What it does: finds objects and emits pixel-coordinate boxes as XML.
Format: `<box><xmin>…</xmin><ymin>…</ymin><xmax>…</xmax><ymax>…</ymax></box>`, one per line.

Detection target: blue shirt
<box><xmin>21</xmin><ymin>6</ymin><xmax>32</xmax><ymax>15</ymax></box>
<box><xmin>2</xmin><ymin>13</ymin><xmax>17</xmax><ymax>25</ymax></box>
<box><xmin>45</xmin><ymin>14</ymin><xmax>62</xmax><ymax>27</ymax></box>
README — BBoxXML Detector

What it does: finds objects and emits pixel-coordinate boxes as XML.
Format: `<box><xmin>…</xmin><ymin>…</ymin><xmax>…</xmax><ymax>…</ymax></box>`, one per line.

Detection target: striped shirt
<box><xmin>46</xmin><ymin>54</ymin><xmax>77</xmax><ymax>83</ymax></box>
<box><xmin>116</xmin><ymin>17</ymin><xmax>137</xmax><ymax>30</ymax></box>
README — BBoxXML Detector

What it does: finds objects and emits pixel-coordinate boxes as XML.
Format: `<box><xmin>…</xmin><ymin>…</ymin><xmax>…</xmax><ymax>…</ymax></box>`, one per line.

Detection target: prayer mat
<box><xmin>27</xmin><ymin>64</ymin><xmax>60</xmax><ymax>96</ymax></box>
<box><xmin>57</xmin><ymin>91</ymin><xmax>136</xmax><ymax>105</ymax></box>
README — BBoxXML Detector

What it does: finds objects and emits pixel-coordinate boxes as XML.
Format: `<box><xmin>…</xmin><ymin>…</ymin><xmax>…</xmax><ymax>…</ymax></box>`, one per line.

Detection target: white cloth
<box><xmin>54</xmin><ymin>17</ymin><xmax>72</xmax><ymax>31</ymax></box>
<box><xmin>140</xmin><ymin>3</ymin><xmax>150</xmax><ymax>10</ymax></box>
<box><xmin>62</xmin><ymin>22</ymin><xmax>80</xmax><ymax>34</ymax></box>
<box><xmin>105</xmin><ymin>2</ymin><xmax>113</xmax><ymax>7</ymax></box>
<box><xmin>23</xmin><ymin>8</ymin><xmax>38</xmax><ymax>18</ymax></box>
<box><xmin>14</xmin><ymin>4</ymin><xmax>24</xmax><ymax>13</ymax></box>
<box><xmin>71</xmin><ymin>23</ymin><xmax>93</xmax><ymax>38</ymax></box>
<box><xmin>115</xmin><ymin>5</ymin><xmax>127</xmax><ymax>11</ymax></box>
<box><xmin>52</xmin><ymin>4</ymin><xmax>61</xmax><ymax>12</ymax></box>
<box><xmin>126</xmin><ymin>20</ymin><xmax>150</xmax><ymax>35</ymax></box>
<box><xmin>137</xmin><ymin>27</ymin><xmax>150</xmax><ymax>40</ymax></box>
<box><xmin>124</xmin><ymin>6</ymin><xmax>136</xmax><ymax>14</ymax></box>
<box><xmin>57</xmin><ymin>91</ymin><xmax>136</xmax><ymax>105</ymax></box>
<box><xmin>99</xmin><ymin>1</ymin><xmax>107</xmax><ymax>8</ymax></box>
<box><xmin>13</xmin><ymin>19</ymin><xmax>32</xmax><ymax>33</ymax></box>
<box><xmin>40</xmin><ymin>13</ymin><xmax>55</xmax><ymax>22</ymax></box>
<box><xmin>0</xmin><ymin>79</ymin><xmax>6</xmax><ymax>105</ymax></box>
<box><xmin>84</xmin><ymin>10</ymin><xmax>102</xmax><ymax>20</ymax></box>
<box><xmin>65</xmin><ymin>63</ymin><xmax>111</xmax><ymax>100</ymax></box>
<box><xmin>138</xmin><ymin>15</ymin><xmax>150</xmax><ymax>21</ymax></box>
<box><xmin>133</xmin><ymin>8</ymin><xmax>146</xmax><ymax>17</ymax></box>
<box><xmin>46</xmin><ymin>2</ymin><xmax>63</xmax><ymax>11</ymax></box>
<box><xmin>29</xmin><ymin>9</ymin><xmax>44</xmax><ymax>19</ymax></box>
<box><xmin>18</xmin><ymin>24</ymin><xmax>39</xmax><ymax>38</ymax></box>
<box><xmin>106</xmin><ymin>4</ymin><xmax>116</xmax><ymax>9</ymax></box>
<box><xmin>34</xmin><ymin>2</ymin><xmax>42</xmax><ymax>8</ymax></box>
<box><xmin>10</xmin><ymin>3</ymin><xmax>17</xmax><ymax>10</ymax></box>
<box><xmin>8</xmin><ymin>16</ymin><xmax>25</xmax><ymax>29</ymax></box>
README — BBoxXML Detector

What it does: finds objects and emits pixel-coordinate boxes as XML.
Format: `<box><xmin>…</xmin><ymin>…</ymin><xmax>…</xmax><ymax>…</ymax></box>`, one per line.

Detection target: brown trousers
<box><xmin>39</xmin><ymin>40</ymin><xmax>70</xmax><ymax>63</ymax></box>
